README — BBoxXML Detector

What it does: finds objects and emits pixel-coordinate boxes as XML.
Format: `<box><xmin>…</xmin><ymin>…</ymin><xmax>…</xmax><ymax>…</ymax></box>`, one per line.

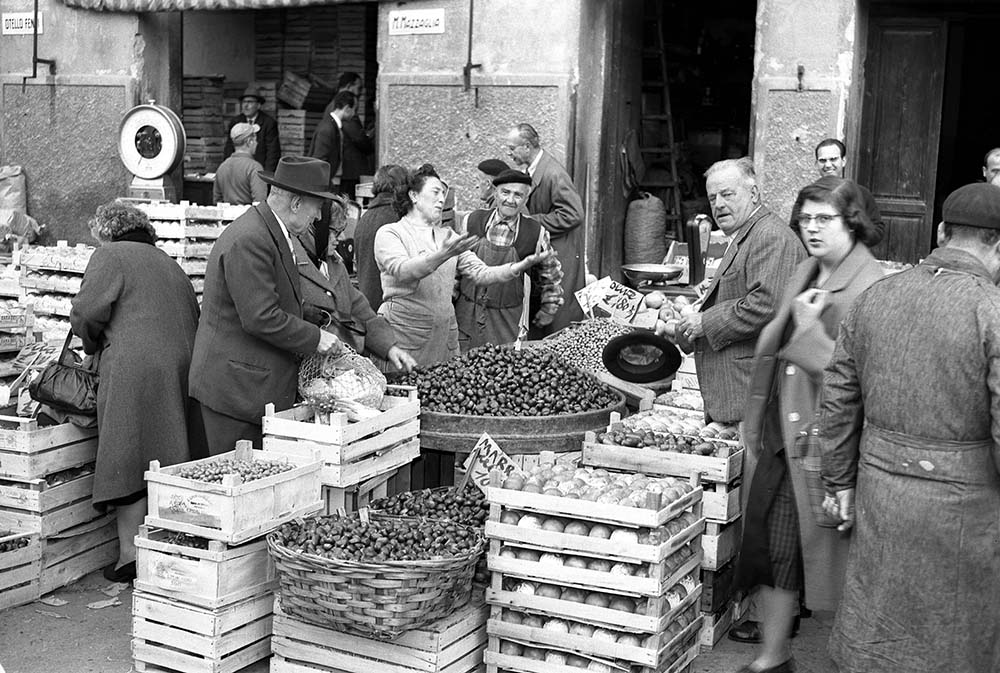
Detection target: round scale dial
<box><xmin>118</xmin><ymin>104</ymin><xmax>186</xmax><ymax>179</ymax></box>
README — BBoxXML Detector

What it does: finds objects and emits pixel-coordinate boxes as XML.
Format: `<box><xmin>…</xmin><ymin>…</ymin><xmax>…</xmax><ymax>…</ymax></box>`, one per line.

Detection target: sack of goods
<box><xmin>298</xmin><ymin>345</ymin><xmax>386</xmax><ymax>417</ymax></box>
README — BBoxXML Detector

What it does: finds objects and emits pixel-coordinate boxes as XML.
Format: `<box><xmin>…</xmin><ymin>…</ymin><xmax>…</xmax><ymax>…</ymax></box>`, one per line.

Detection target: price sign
<box><xmin>462</xmin><ymin>433</ymin><xmax>524</xmax><ymax>493</ymax></box>
<box><xmin>588</xmin><ymin>276</ymin><xmax>644</xmax><ymax>324</ymax></box>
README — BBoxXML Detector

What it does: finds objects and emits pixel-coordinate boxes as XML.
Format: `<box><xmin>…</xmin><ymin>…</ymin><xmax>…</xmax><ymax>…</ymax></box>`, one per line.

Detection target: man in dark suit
<box><xmin>505</xmin><ymin>123</ymin><xmax>586</xmax><ymax>336</ymax></box>
<box><xmin>332</xmin><ymin>72</ymin><xmax>375</xmax><ymax>199</ymax></box>
<box><xmin>223</xmin><ymin>86</ymin><xmax>281</xmax><ymax>172</ymax></box>
<box><xmin>189</xmin><ymin>156</ymin><xmax>340</xmax><ymax>454</ymax></box>
<box><xmin>677</xmin><ymin>157</ymin><xmax>805</xmax><ymax>424</ymax></box>
<box><xmin>814</xmin><ymin>138</ymin><xmax>883</xmax><ymax>245</ymax></box>
<box><xmin>309</xmin><ymin>90</ymin><xmax>357</xmax><ymax>269</ymax></box>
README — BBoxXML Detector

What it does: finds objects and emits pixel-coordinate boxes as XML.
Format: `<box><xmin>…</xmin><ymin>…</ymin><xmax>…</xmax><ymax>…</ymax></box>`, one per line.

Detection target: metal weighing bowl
<box><xmin>621</xmin><ymin>263</ymin><xmax>686</xmax><ymax>285</ymax></box>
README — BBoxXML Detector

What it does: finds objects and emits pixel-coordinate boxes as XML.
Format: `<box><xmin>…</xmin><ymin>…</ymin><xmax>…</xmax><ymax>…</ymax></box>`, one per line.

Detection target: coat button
<box><xmin>788</xmin><ymin>412</ymin><xmax>800</xmax><ymax>422</ymax></box>
<box><xmin>785</xmin><ymin>365</ymin><xmax>796</xmax><ymax>376</ymax></box>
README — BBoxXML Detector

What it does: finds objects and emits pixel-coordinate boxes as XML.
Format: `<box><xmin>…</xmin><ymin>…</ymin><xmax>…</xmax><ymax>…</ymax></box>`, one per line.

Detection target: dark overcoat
<box><xmin>354</xmin><ymin>192</ymin><xmax>398</xmax><ymax>312</ymax></box>
<box><xmin>189</xmin><ymin>203</ymin><xmax>321</xmax><ymax>424</ymax></box>
<box><xmin>70</xmin><ymin>242</ymin><xmax>199</xmax><ymax>505</ymax></box>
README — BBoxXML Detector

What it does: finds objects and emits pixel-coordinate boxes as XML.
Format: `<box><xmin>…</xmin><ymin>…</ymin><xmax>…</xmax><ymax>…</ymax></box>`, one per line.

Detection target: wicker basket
<box><xmin>267</xmin><ymin>513</ymin><xmax>485</xmax><ymax>640</ymax></box>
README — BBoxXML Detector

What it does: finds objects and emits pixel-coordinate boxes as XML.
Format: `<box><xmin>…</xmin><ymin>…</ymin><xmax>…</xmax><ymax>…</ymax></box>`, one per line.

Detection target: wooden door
<box><xmin>858</xmin><ymin>18</ymin><xmax>947</xmax><ymax>263</ymax></box>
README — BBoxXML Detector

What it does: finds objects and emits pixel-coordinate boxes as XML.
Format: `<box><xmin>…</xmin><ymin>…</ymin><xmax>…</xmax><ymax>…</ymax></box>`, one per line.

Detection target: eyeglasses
<box><xmin>796</xmin><ymin>214</ymin><xmax>841</xmax><ymax>229</ymax></box>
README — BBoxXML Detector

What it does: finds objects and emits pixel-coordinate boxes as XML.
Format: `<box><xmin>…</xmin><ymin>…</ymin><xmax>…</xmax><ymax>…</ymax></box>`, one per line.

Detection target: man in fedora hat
<box><xmin>223</xmin><ymin>85</ymin><xmax>280</xmax><ymax>172</ymax></box>
<box><xmin>820</xmin><ymin>182</ymin><xmax>1000</xmax><ymax>673</ymax></box>
<box><xmin>454</xmin><ymin>168</ymin><xmax>563</xmax><ymax>351</ymax></box>
<box><xmin>189</xmin><ymin>156</ymin><xmax>342</xmax><ymax>455</ymax></box>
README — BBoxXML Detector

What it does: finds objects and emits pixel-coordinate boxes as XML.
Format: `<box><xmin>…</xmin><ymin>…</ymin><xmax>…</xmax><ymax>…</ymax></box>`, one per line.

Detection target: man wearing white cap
<box><xmin>213</xmin><ymin>123</ymin><xmax>268</xmax><ymax>205</ymax></box>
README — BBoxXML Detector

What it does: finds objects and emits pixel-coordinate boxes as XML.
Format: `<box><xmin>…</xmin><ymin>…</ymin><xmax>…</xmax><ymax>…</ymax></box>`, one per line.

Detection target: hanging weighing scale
<box><xmin>118</xmin><ymin>101</ymin><xmax>186</xmax><ymax>201</ymax></box>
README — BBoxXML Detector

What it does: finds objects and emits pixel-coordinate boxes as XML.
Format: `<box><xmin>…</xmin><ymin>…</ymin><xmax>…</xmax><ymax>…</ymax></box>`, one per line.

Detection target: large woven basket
<box><xmin>267</xmin><ymin>513</ymin><xmax>485</xmax><ymax>640</ymax></box>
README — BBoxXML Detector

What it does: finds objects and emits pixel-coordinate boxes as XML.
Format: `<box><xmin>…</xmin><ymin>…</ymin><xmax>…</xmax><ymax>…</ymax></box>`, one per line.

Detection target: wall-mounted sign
<box><xmin>2</xmin><ymin>12</ymin><xmax>43</xmax><ymax>35</ymax></box>
<box><xmin>388</xmin><ymin>9</ymin><xmax>444</xmax><ymax>35</ymax></box>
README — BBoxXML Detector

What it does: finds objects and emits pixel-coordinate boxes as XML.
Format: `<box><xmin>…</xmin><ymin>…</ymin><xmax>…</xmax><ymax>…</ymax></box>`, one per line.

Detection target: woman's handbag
<box><xmin>28</xmin><ymin>330</ymin><xmax>100</xmax><ymax>415</ymax></box>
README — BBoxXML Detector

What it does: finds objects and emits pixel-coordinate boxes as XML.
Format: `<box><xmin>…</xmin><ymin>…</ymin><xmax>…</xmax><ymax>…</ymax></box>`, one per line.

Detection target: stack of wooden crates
<box><xmin>262</xmin><ymin>385</ymin><xmax>421</xmax><ymax>514</ymax></box>
<box><xmin>0</xmin><ymin>416</ymin><xmax>111</xmax><ymax>608</ymax></box>
<box><xmin>133</xmin><ymin>440</ymin><xmax>323</xmax><ymax>673</ymax></box>
<box><xmin>482</xmin><ymin>462</ymin><xmax>705</xmax><ymax>673</ymax></box>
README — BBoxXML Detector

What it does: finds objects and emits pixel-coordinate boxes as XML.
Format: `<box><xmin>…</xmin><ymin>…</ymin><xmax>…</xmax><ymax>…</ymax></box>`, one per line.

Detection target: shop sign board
<box><xmin>462</xmin><ymin>432</ymin><xmax>523</xmax><ymax>493</ymax></box>
<box><xmin>388</xmin><ymin>9</ymin><xmax>445</xmax><ymax>35</ymax></box>
<box><xmin>2</xmin><ymin>12</ymin><xmax>43</xmax><ymax>35</ymax></box>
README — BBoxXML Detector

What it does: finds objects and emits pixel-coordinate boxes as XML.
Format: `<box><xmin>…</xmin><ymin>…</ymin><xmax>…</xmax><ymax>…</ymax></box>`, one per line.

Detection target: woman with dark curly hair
<box><xmin>70</xmin><ymin>200</ymin><xmax>200</xmax><ymax>582</ymax></box>
<box><xmin>732</xmin><ymin>177</ymin><xmax>884</xmax><ymax>673</ymax></box>
<box><xmin>373</xmin><ymin>165</ymin><xmax>550</xmax><ymax>368</ymax></box>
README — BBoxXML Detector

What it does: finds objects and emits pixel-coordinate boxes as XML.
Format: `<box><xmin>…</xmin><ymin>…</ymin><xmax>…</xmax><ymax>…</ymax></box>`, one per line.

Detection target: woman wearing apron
<box><xmin>374</xmin><ymin>166</ymin><xmax>551</xmax><ymax>369</ymax></box>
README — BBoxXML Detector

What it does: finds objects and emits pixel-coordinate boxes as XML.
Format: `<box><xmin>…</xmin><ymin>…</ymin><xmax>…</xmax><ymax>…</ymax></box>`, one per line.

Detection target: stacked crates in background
<box><xmin>19</xmin><ymin>243</ymin><xmax>94</xmax><ymax>340</ymax></box>
<box><xmin>277</xmin><ymin>110</ymin><xmax>323</xmax><ymax>157</ymax></box>
<box><xmin>483</xmin><ymin>459</ymin><xmax>705</xmax><ymax>672</ymax></box>
<box><xmin>182</xmin><ymin>75</ymin><xmax>226</xmax><ymax>173</ymax></box>
<box><xmin>136</xmin><ymin>201</ymin><xmax>249</xmax><ymax>301</ymax></box>
<box><xmin>133</xmin><ymin>440</ymin><xmax>323</xmax><ymax>673</ymax></box>
<box><xmin>0</xmin><ymin>417</ymin><xmax>112</xmax><ymax>600</ymax></box>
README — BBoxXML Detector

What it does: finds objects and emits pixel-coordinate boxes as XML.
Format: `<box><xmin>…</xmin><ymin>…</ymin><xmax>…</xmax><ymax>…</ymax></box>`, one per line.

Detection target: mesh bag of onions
<box><xmin>298</xmin><ymin>345</ymin><xmax>386</xmax><ymax>416</ymax></box>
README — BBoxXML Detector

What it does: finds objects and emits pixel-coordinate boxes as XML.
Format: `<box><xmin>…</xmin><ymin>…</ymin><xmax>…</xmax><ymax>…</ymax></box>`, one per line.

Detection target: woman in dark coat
<box><xmin>70</xmin><ymin>200</ymin><xmax>200</xmax><ymax>582</ymax></box>
<box><xmin>733</xmin><ymin>177</ymin><xmax>884</xmax><ymax>673</ymax></box>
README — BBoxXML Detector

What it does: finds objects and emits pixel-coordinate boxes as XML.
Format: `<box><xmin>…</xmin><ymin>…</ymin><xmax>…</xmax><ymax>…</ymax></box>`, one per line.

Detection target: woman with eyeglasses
<box><xmin>374</xmin><ymin>164</ymin><xmax>551</xmax><ymax>368</ymax></box>
<box><xmin>732</xmin><ymin>176</ymin><xmax>883</xmax><ymax>673</ymax></box>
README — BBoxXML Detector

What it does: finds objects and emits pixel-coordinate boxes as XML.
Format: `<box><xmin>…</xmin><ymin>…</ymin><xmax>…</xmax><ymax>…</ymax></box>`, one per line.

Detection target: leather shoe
<box><xmin>727</xmin><ymin>616</ymin><xmax>800</xmax><ymax>643</ymax></box>
<box><xmin>102</xmin><ymin>561</ymin><xmax>136</xmax><ymax>583</ymax></box>
<box><xmin>736</xmin><ymin>659</ymin><xmax>796</xmax><ymax>673</ymax></box>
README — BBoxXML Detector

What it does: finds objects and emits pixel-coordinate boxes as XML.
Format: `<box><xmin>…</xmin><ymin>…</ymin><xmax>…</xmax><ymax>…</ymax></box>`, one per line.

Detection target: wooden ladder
<box><xmin>639</xmin><ymin>0</ymin><xmax>683</xmax><ymax>239</ymax></box>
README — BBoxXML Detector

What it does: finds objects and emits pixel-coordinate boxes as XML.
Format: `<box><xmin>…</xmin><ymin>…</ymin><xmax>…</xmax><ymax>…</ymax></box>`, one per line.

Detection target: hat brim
<box><xmin>258</xmin><ymin>171</ymin><xmax>339</xmax><ymax>200</ymax></box>
<box><xmin>241</xmin><ymin>95</ymin><xmax>265</xmax><ymax>103</ymax></box>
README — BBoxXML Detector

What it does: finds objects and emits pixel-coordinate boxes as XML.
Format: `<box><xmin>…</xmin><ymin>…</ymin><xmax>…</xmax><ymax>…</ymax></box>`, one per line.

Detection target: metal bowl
<box><xmin>621</xmin><ymin>263</ymin><xmax>685</xmax><ymax>285</ymax></box>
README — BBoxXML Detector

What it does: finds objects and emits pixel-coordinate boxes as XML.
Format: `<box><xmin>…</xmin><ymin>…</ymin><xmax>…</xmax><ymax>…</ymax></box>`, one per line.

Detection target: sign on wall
<box><xmin>2</xmin><ymin>12</ymin><xmax>43</xmax><ymax>35</ymax></box>
<box><xmin>388</xmin><ymin>9</ymin><xmax>444</xmax><ymax>36</ymax></box>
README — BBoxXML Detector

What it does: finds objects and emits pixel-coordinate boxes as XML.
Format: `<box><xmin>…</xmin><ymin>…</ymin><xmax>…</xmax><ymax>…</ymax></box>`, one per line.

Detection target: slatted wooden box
<box><xmin>0</xmin><ymin>466</ymin><xmax>102</xmax><ymax>537</ymax></box>
<box><xmin>270</xmin><ymin>595</ymin><xmax>488</xmax><ymax>673</ymax></box>
<box><xmin>144</xmin><ymin>441</ymin><xmax>323</xmax><ymax>545</ymax></box>
<box><xmin>262</xmin><ymin>387</ymin><xmax>420</xmax><ymax>488</ymax></box>
<box><xmin>0</xmin><ymin>417</ymin><xmax>98</xmax><ymax>481</ymax></box>
<box><xmin>700</xmin><ymin>519</ymin><xmax>740</xmax><ymax>571</ymax></box>
<box><xmin>0</xmin><ymin>530</ymin><xmax>41</xmax><ymax>610</ymax></box>
<box><xmin>40</xmin><ymin>515</ymin><xmax>118</xmax><ymax>594</ymax></box>
<box><xmin>582</xmin><ymin>430</ymin><xmax>744</xmax><ymax>484</ymax></box>
<box><xmin>132</xmin><ymin>589</ymin><xmax>272</xmax><ymax>673</ymax></box>
<box><xmin>701</xmin><ymin>480</ymin><xmax>741</xmax><ymax>523</ymax></box>
<box><xmin>134</xmin><ymin>526</ymin><xmax>276</xmax><ymax>609</ymax></box>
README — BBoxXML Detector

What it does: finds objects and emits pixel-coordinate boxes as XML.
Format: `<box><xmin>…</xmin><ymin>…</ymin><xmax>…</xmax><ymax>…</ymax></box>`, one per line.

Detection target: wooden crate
<box><xmin>0</xmin><ymin>530</ymin><xmax>41</xmax><ymax>610</ymax></box>
<box><xmin>320</xmin><ymin>468</ymin><xmax>397</xmax><ymax>515</ymax></box>
<box><xmin>0</xmin><ymin>468</ymin><xmax>102</xmax><ymax>537</ymax></box>
<box><xmin>0</xmin><ymin>417</ymin><xmax>98</xmax><ymax>480</ymax></box>
<box><xmin>487</xmin><ymin>525</ymin><xmax>704</xmax><ymax>597</ymax></box>
<box><xmin>132</xmin><ymin>589</ymin><xmax>272</xmax><ymax>673</ymax></box>
<box><xmin>262</xmin><ymin>388</ymin><xmax>420</xmax><ymax>488</ymax></box>
<box><xmin>271</xmin><ymin>595</ymin><xmax>488</xmax><ymax>673</ymax></box>
<box><xmin>698</xmin><ymin>597</ymin><xmax>747</xmax><ymax>652</ymax></box>
<box><xmin>485</xmin><ymin>583</ymin><xmax>701</xmax><ymax>668</ymax></box>
<box><xmin>144</xmin><ymin>441</ymin><xmax>323</xmax><ymax>544</ymax></box>
<box><xmin>40</xmin><ymin>515</ymin><xmax>118</xmax><ymax>594</ymax></box>
<box><xmin>700</xmin><ymin>519</ymin><xmax>740</xmax><ymax>571</ymax></box>
<box><xmin>582</xmin><ymin>431</ymin><xmax>744</xmax><ymax>484</ymax></box>
<box><xmin>484</xmin><ymin>479</ymin><xmax>702</xmax><ymax>531</ymax></box>
<box><xmin>134</xmin><ymin>526</ymin><xmax>276</xmax><ymax>609</ymax></box>
<box><xmin>700</xmin><ymin>561</ymin><xmax>735</xmax><ymax>614</ymax></box>
<box><xmin>701</xmin><ymin>480</ymin><xmax>741</xmax><ymax>523</ymax></box>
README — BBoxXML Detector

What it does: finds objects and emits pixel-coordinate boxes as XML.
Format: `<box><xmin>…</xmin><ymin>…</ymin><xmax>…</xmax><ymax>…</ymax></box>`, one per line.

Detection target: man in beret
<box><xmin>476</xmin><ymin>158</ymin><xmax>510</xmax><ymax>208</ymax></box>
<box><xmin>223</xmin><ymin>86</ymin><xmax>281</xmax><ymax>172</ymax></box>
<box><xmin>819</xmin><ymin>183</ymin><xmax>1000</xmax><ymax>673</ymax></box>
<box><xmin>213</xmin><ymin>123</ymin><xmax>268</xmax><ymax>205</ymax></box>
<box><xmin>455</xmin><ymin>168</ymin><xmax>564</xmax><ymax>350</ymax></box>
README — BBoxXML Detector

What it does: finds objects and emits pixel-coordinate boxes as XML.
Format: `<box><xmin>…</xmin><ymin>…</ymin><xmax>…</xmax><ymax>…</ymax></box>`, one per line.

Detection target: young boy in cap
<box><xmin>455</xmin><ymin>168</ymin><xmax>564</xmax><ymax>350</ymax></box>
<box><xmin>213</xmin><ymin>123</ymin><xmax>268</xmax><ymax>205</ymax></box>
<box><xmin>222</xmin><ymin>86</ymin><xmax>281</xmax><ymax>172</ymax></box>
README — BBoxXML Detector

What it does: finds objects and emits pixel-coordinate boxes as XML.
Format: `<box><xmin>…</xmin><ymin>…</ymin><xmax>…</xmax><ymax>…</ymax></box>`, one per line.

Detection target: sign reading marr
<box><xmin>2</xmin><ymin>12</ymin><xmax>43</xmax><ymax>35</ymax></box>
<box><xmin>388</xmin><ymin>9</ymin><xmax>445</xmax><ymax>35</ymax></box>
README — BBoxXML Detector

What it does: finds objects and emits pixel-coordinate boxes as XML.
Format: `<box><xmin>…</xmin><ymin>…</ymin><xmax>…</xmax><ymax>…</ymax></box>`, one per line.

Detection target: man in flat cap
<box><xmin>455</xmin><ymin>168</ymin><xmax>563</xmax><ymax>350</ymax></box>
<box><xmin>819</xmin><ymin>183</ymin><xmax>1000</xmax><ymax>673</ymax></box>
<box><xmin>223</xmin><ymin>86</ymin><xmax>281</xmax><ymax>172</ymax></box>
<box><xmin>475</xmin><ymin>158</ymin><xmax>510</xmax><ymax>208</ymax></box>
<box><xmin>213</xmin><ymin>123</ymin><xmax>268</xmax><ymax>205</ymax></box>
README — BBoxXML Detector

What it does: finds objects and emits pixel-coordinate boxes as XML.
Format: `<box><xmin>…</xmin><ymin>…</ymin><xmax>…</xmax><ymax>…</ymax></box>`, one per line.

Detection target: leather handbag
<box><xmin>28</xmin><ymin>330</ymin><xmax>100</xmax><ymax>415</ymax></box>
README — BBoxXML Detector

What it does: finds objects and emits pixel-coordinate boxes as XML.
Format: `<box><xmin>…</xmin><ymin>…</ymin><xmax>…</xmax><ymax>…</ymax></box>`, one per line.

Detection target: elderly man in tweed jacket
<box><xmin>677</xmin><ymin>158</ymin><xmax>805</xmax><ymax>423</ymax></box>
